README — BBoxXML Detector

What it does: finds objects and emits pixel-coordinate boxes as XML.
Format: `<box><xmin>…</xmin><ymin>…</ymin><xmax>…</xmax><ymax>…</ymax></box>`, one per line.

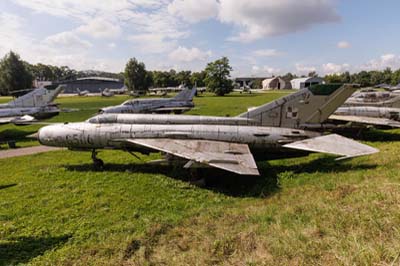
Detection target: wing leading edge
<box><xmin>125</xmin><ymin>138</ymin><xmax>260</xmax><ymax>175</ymax></box>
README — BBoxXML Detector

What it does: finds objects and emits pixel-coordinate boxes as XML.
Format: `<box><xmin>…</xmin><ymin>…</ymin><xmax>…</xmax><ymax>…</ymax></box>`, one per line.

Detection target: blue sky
<box><xmin>0</xmin><ymin>0</ymin><xmax>399</xmax><ymax>77</ymax></box>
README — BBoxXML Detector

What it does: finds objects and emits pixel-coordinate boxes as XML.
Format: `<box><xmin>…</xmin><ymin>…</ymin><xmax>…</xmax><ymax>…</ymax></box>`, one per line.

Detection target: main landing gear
<box><xmin>91</xmin><ymin>149</ymin><xmax>104</xmax><ymax>169</ymax></box>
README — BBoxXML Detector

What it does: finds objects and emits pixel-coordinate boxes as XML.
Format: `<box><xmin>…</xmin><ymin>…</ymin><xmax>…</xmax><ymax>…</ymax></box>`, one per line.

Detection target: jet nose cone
<box><xmin>38</xmin><ymin>125</ymin><xmax>57</xmax><ymax>146</ymax></box>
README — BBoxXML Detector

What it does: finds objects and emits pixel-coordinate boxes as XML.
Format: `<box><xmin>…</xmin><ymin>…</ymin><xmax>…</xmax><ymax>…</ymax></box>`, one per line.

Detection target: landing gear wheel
<box><xmin>91</xmin><ymin>149</ymin><xmax>104</xmax><ymax>170</ymax></box>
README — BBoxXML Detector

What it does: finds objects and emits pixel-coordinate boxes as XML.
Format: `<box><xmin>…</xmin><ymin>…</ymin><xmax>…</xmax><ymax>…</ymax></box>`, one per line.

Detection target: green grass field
<box><xmin>1</xmin><ymin>92</ymin><xmax>400</xmax><ymax>265</ymax></box>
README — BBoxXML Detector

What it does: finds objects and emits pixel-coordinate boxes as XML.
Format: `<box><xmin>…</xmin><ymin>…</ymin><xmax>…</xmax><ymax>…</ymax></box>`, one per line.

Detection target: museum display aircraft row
<box><xmin>38</xmin><ymin>84</ymin><xmax>379</xmax><ymax>176</ymax></box>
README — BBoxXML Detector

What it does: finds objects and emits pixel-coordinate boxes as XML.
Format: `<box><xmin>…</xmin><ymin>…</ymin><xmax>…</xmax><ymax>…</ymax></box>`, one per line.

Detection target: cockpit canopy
<box><xmin>122</xmin><ymin>100</ymin><xmax>139</xmax><ymax>106</ymax></box>
<box><xmin>87</xmin><ymin>114</ymin><xmax>118</xmax><ymax>124</ymax></box>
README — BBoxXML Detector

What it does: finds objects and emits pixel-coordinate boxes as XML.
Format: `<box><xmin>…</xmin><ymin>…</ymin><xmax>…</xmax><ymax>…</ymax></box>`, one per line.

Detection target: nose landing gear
<box><xmin>91</xmin><ymin>149</ymin><xmax>104</xmax><ymax>169</ymax></box>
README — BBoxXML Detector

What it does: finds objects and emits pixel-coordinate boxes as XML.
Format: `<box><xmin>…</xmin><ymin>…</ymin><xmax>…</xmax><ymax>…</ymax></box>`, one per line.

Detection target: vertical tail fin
<box><xmin>8</xmin><ymin>85</ymin><xmax>64</xmax><ymax>107</ymax></box>
<box><xmin>238</xmin><ymin>84</ymin><xmax>359</xmax><ymax>128</ymax></box>
<box><xmin>173</xmin><ymin>87</ymin><xmax>197</xmax><ymax>101</ymax></box>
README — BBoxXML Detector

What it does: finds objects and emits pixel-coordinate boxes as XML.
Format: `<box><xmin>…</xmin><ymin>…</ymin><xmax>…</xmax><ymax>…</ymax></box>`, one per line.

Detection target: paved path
<box><xmin>0</xmin><ymin>146</ymin><xmax>62</xmax><ymax>159</ymax></box>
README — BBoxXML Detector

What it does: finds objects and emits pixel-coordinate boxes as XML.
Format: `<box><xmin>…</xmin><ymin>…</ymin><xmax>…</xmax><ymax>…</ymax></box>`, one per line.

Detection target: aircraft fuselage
<box><xmin>38</xmin><ymin>123</ymin><xmax>318</xmax><ymax>160</ymax></box>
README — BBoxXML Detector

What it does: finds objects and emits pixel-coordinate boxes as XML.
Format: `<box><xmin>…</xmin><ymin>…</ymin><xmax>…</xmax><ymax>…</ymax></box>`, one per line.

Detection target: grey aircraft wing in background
<box><xmin>329</xmin><ymin>106</ymin><xmax>400</xmax><ymax>128</ymax></box>
<box><xmin>100</xmin><ymin>87</ymin><xmax>197</xmax><ymax>114</ymax></box>
<box><xmin>37</xmin><ymin>84</ymin><xmax>378</xmax><ymax>176</ymax></box>
<box><xmin>0</xmin><ymin>85</ymin><xmax>64</xmax><ymax>124</ymax></box>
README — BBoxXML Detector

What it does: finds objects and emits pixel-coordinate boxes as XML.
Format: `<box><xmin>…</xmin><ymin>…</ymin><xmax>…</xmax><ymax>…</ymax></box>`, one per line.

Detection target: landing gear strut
<box><xmin>91</xmin><ymin>149</ymin><xmax>104</xmax><ymax>169</ymax></box>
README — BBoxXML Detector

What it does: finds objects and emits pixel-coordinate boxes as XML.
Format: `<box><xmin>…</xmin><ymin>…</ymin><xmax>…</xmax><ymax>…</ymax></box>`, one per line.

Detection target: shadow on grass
<box><xmin>64</xmin><ymin>162</ymin><xmax>279</xmax><ymax>198</ymax></box>
<box><xmin>0</xmin><ymin>183</ymin><xmax>17</xmax><ymax>190</ymax></box>
<box><xmin>0</xmin><ymin>235</ymin><xmax>70</xmax><ymax>266</ymax></box>
<box><xmin>270</xmin><ymin>157</ymin><xmax>377</xmax><ymax>174</ymax></box>
<box><xmin>0</xmin><ymin>128</ymin><xmax>38</xmax><ymax>141</ymax></box>
<box><xmin>332</xmin><ymin>127</ymin><xmax>400</xmax><ymax>142</ymax></box>
<box><xmin>64</xmin><ymin>156</ymin><xmax>376</xmax><ymax>198</ymax></box>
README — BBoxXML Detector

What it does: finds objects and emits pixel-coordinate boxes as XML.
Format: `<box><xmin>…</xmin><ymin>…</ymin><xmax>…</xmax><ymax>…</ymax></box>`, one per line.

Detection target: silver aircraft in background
<box><xmin>101</xmin><ymin>88</ymin><xmax>114</xmax><ymax>97</ymax></box>
<box><xmin>38</xmin><ymin>84</ymin><xmax>378</xmax><ymax>176</ymax></box>
<box><xmin>330</xmin><ymin>106</ymin><xmax>400</xmax><ymax>128</ymax></box>
<box><xmin>100</xmin><ymin>87</ymin><xmax>197</xmax><ymax>114</ymax></box>
<box><xmin>76</xmin><ymin>88</ymin><xmax>89</xmax><ymax>96</ymax></box>
<box><xmin>328</xmin><ymin>88</ymin><xmax>400</xmax><ymax>128</ymax></box>
<box><xmin>343</xmin><ymin>89</ymin><xmax>400</xmax><ymax>108</ymax></box>
<box><xmin>0</xmin><ymin>85</ymin><xmax>64</xmax><ymax>124</ymax></box>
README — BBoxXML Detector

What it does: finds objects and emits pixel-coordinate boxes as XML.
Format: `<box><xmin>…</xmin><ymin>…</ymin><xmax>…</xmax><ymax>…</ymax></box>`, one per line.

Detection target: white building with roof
<box><xmin>262</xmin><ymin>77</ymin><xmax>292</xmax><ymax>90</ymax></box>
<box><xmin>291</xmin><ymin>77</ymin><xmax>324</xmax><ymax>90</ymax></box>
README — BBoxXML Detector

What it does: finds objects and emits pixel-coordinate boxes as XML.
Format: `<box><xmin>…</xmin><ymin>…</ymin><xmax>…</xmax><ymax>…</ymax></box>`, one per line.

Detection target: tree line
<box><xmin>0</xmin><ymin>51</ymin><xmax>234</xmax><ymax>96</ymax></box>
<box><xmin>123</xmin><ymin>57</ymin><xmax>233</xmax><ymax>95</ymax></box>
<box><xmin>324</xmin><ymin>68</ymin><xmax>400</xmax><ymax>87</ymax></box>
<box><xmin>2</xmin><ymin>50</ymin><xmax>400</xmax><ymax>96</ymax></box>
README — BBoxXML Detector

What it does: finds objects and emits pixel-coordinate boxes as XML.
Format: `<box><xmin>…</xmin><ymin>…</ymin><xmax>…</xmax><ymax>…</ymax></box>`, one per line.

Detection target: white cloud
<box><xmin>253</xmin><ymin>49</ymin><xmax>283</xmax><ymax>57</ymax></box>
<box><xmin>337</xmin><ymin>41</ymin><xmax>351</xmax><ymax>49</ymax></box>
<box><xmin>218</xmin><ymin>0</ymin><xmax>340</xmax><ymax>42</ymax></box>
<box><xmin>0</xmin><ymin>12</ymin><xmax>30</xmax><ymax>56</ymax></box>
<box><xmin>0</xmin><ymin>11</ymin><xmax>124</xmax><ymax>72</ymax></box>
<box><xmin>168</xmin><ymin>46</ymin><xmax>212</xmax><ymax>62</ymax></box>
<box><xmin>322</xmin><ymin>63</ymin><xmax>350</xmax><ymax>74</ymax></box>
<box><xmin>77</xmin><ymin>17</ymin><xmax>122</xmax><ymax>39</ymax></box>
<box><xmin>43</xmin><ymin>31</ymin><xmax>92</xmax><ymax>50</ymax></box>
<box><xmin>6</xmin><ymin>0</ymin><xmax>198</xmax><ymax>71</ymax></box>
<box><xmin>295</xmin><ymin>63</ymin><xmax>317</xmax><ymax>74</ymax></box>
<box><xmin>11</xmin><ymin>0</ymin><xmax>139</xmax><ymax>21</ymax></box>
<box><xmin>251</xmin><ymin>65</ymin><xmax>281</xmax><ymax>76</ymax></box>
<box><xmin>11</xmin><ymin>0</ymin><xmax>188</xmax><ymax>55</ymax></box>
<box><xmin>362</xmin><ymin>54</ymin><xmax>400</xmax><ymax>70</ymax></box>
<box><xmin>168</xmin><ymin>0</ymin><xmax>219</xmax><ymax>23</ymax></box>
<box><xmin>128</xmin><ymin>34</ymin><xmax>178</xmax><ymax>54</ymax></box>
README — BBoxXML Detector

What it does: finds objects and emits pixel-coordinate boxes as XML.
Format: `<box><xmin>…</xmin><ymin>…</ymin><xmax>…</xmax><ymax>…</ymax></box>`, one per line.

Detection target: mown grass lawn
<box><xmin>1</xmin><ymin>91</ymin><xmax>400</xmax><ymax>265</ymax></box>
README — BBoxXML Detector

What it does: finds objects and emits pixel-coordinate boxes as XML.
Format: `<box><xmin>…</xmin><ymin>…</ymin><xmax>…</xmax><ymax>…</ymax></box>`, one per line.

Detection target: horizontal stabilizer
<box><xmin>283</xmin><ymin>134</ymin><xmax>379</xmax><ymax>160</ymax></box>
<box><xmin>329</xmin><ymin>114</ymin><xmax>400</xmax><ymax>128</ymax></box>
<box><xmin>125</xmin><ymin>138</ymin><xmax>259</xmax><ymax>175</ymax></box>
<box><xmin>0</xmin><ymin>117</ymin><xmax>16</xmax><ymax>124</ymax></box>
<box><xmin>11</xmin><ymin>115</ymin><xmax>36</xmax><ymax>125</ymax></box>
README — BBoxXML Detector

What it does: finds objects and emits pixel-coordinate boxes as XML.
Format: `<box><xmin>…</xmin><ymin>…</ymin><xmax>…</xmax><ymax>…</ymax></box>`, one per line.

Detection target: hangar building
<box><xmin>262</xmin><ymin>77</ymin><xmax>292</xmax><ymax>90</ymax></box>
<box><xmin>60</xmin><ymin>77</ymin><xmax>124</xmax><ymax>93</ymax></box>
<box><xmin>291</xmin><ymin>77</ymin><xmax>324</xmax><ymax>90</ymax></box>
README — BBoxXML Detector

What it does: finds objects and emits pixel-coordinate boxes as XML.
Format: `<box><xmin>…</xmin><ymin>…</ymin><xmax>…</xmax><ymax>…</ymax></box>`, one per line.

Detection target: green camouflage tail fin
<box><xmin>238</xmin><ymin>84</ymin><xmax>359</xmax><ymax>128</ymax></box>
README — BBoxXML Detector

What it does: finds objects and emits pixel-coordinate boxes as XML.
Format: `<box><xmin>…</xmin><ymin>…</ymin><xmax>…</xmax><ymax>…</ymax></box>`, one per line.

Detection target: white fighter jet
<box><xmin>100</xmin><ymin>87</ymin><xmax>196</xmax><ymax>114</ymax></box>
<box><xmin>37</xmin><ymin>84</ymin><xmax>378</xmax><ymax>176</ymax></box>
<box><xmin>0</xmin><ymin>85</ymin><xmax>64</xmax><ymax>124</ymax></box>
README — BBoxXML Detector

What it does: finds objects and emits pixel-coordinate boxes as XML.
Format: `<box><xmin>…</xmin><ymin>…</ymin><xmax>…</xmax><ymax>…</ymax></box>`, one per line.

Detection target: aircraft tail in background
<box><xmin>173</xmin><ymin>87</ymin><xmax>197</xmax><ymax>101</ymax></box>
<box><xmin>6</xmin><ymin>85</ymin><xmax>64</xmax><ymax>108</ymax></box>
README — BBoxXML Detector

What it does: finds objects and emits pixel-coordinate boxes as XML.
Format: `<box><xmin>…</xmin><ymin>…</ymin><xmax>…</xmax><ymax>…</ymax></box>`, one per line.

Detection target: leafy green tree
<box><xmin>191</xmin><ymin>71</ymin><xmax>206</xmax><ymax>87</ymax></box>
<box><xmin>204</xmin><ymin>57</ymin><xmax>233</xmax><ymax>96</ymax></box>
<box><xmin>251</xmin><ymin>79</ymin><xmax>263</xmax><ymax>89</ymax></box>
<box><xmin>352</xmin><ymin>71</ymin><xmax>371</xmax><ymax>87</ymax></box>
<box><xmin>282</xmin><ymin>72</ymin><xmax>297</xmax><ymax>81</ymax></box>
<box><xmin>382</xmin><ymin>67</ymin><xmax>393</xmax><ymax>84</ymax></box>
<box><xmin>152</xmin><ymin>71</ymin><xmax>168</xmax><ymax>87</ymax></box>
<box><xmin>391</xmin><ymin>69</ymin><xmax>400</xmax><ymax>85</ymax></box>
<box><xmin>0</xmin><ymin>51</ymin><xmax>33</xmax><ymax>95</ymax></box>
<box><xmin>124</xmin><ymin>58</ymin><xmax>149</xmax><ymax>92</ymax></box>
<box><xmin>308</xmin><ymin>71</ymin><xmax>318</xmax><ymax>78</ymax></box>
<box><xmin>369</xmin><ymin>71</ymin><xmax>384</xmax><ymax>85</ymax></box>
<box><xmin>324</xmin><ymin>71</ymin><xmax>351</xmax><ymax>84</ymax></box>
<box><xmin>167</xmin><ymin>69</ymin><xmax>178</xmax><ymax>87</ymax></box>
<box><xmin>175</xmin><ymin>71</ymin><xmax>192</xmax><ymax>87</ymax></box>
